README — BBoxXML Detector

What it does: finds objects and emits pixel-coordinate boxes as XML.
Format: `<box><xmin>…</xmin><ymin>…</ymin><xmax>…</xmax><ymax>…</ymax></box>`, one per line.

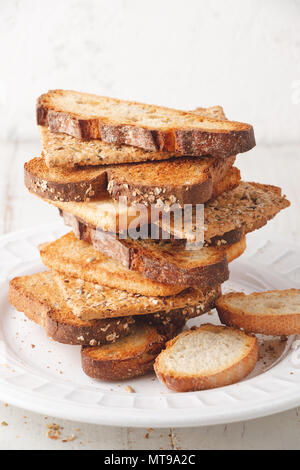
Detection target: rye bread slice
<box><xmin>9</xmin><ymin>272</ymin><xmax>135</xmax><ymax>346</ymax></box>
<box><xmin>24</xmin><ymin>154</ymin><xmax>238</xmax><ymax>205</ymax></box>
<box><xmin>37</xmin><ymin>90</ymin><xmax>255</xmax><ymax>157</ymax></box>
<box><xmin>81</xmin><ymin>321</ymin><xmax>179</xmax><ymax>381</ymax></box>
<box><xmin>48</xmin><ymin>225</ymin><xmax>229</xmax><ymax>289</ymax></box>
<box><xmin>157</xmin><ymin>182</ymin><xmax>291</xmax><ymax>242</ymax></box>
<box><xmin>53</xmin><ymin>270</ymin><xmax>220</xmax><ymax>321</ymax></box>
<box><xmin>39</xmin><ymin>232</ymin><xmax>185</xmax><ymax>297</ymax></box>
<box><xmin>39</xmin><ymin>106</ymin><xmax>229</xmax><ymax>169</ymax></box>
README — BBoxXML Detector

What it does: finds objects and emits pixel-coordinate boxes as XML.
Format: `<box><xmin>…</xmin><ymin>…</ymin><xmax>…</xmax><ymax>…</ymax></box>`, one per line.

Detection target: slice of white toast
<box><xmin>154</xmin><ymin>324</ymin><xmax>258</xmax><ymax>392</ymax></box>
<box><xmin>216</xmin><ymin>289</ymin><xmax>300</xmax><ymax>335</ymax></box>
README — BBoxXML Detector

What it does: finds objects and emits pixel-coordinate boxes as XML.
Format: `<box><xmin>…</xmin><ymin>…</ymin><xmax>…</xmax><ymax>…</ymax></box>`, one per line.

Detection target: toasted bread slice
<box><xmin>39</xmin><ymin>106</ymin><xmax>229</xmax><ymax>168</ymax></box>
<box><xmin>154</xmin><ymin>324</ymin><xmax>258</xmax><ymax>392</ymax></box>
<box><xmin>225</xmin><ymin>236</ymin><xmax>246</xmax><ymax>262</ymax></box>
<box><xmin>216</xmin><ymin>290</ymin><xmax>300</xmax><ymax>335</ymax></box>
<box><xmin>44</xmin><ymin>226</ymin><xmax>229</xmax><ymax>289</ymax></box>
<box><xmin>39</xmin><ymin>233</ymin><xmax>185</xmax><ymax>297</ymax></box>
<box><xmin>81</xmin><ymin>323</ymin><xmax>172</xmax><ymax>381</ymax></box>
<box><xmin>24</xmin><ymin>154</ymin><xmax>239</xmax><ymax>205</ymax></box>
<box><xmin>53</xmin><ymin>270</ymin><xmax>219</xmax><ymax>321</ymax></box>
<box><xmin>37</xmin><ymin>90</ymin><xmax>255</xmax><ymax>157</ymax></box>
<box><xmin>157</xmin><ymin>182</ymin><xmax>291</xmax><ymax>242</ymax></box>
<box><xmin>9</xmin><ymin>272</ymin><xmax>135</xmax><ymax>345</ymax></box>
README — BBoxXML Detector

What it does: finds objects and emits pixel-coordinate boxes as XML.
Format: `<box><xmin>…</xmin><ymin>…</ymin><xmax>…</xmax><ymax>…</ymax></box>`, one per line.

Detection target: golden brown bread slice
<box><xmin>154</xmin><ymin>324</ymin><xmax>258</xmax><ymax>392</ymax></box>
<box><xmin>81</xmin><ymin>322</ymin><xmax>177</xmax><ymax>381</ymax></box>
<box><xmin>24</xmin><ymin>154</ymin><xmax>239</xmax><ymax>205</ymax></box>
<box><xmin>37</xmin><ymin>90</ymin><xmax>255</xmax><ymax>157</ymax></box>
<box><xmin>9</xmin><ymin>272</ymin><xmax>135</xmax><ymax>346</ymax></box>
<box><xmin>39</xmin><ymin>106</ymin><xmax>229</xmax><ymax>168</ymax></box>
<box><xmin>216</xmin><ymin>289</ymin><xmax>300</xmax><ymax>335</ymax></box>
<box><xmin>39</xmin><ymin>233</ymin><xmax>185</xmax><ymax>297</ymax></box>
<box><xmin>53</xmin><ymin>270</ymin><xmax>220</xmax><ymax>321</ymax></box>
<box><xmin>41</xmin><ymin>231</ymin><xmax>229</xmax><ymax>289</ymax></box>
<box><xmin>157</xmin><ymin>182</ymin><xmax>291</xmax><ymax>242</ymax></box>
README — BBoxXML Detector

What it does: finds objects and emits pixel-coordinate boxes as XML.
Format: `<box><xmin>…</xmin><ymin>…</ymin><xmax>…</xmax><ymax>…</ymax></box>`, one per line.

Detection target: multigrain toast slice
<box><xmin>24</xmin><ymin>154</ymin><xmax>239</xmax><ymax>205</ymax></box>
<box><xmin>37</xmin><ymin>90</ymin><xmax>255</xmax><ymax>157</ymax></box>
<box><xmin>53</xmin><ymin>271</ymin><xmax>220</xmax><ymax>321</ymax></box>
<box><xmin>9</xmin><ymin>272</ymin><xmax>135</xmax><ymax>346</ymax></box>
<box><xmin>39</xmin><ymin>233</ymin><xmax>185</xmax><ymax>297</ymax></box>
<box><xmin>41</xmin><ymin>231</ymin><xmax>229</xmax><ymax>289</ymax></box>
<box><xmin>39</xmin><ymin>106</ymin><xmax>229</xmax><ymax>168</ymax></box>
<box><xmin>216</xmin><ymin>290</ymin><xmax>300</xmax><ymax>335</ymax></box>
<box><xmin>81</xmin><ymin>322</ymin><xmax>178</xmax><ymax>381</ymax></box>
<box><xmin>154</xmin><ymin>324</ymin><xmax>258</xmax><ymax>392</ymax></box>
<box><xmin>157</xmin><ymin>182</ymin><xmax>291</xmax><ymax>242</ymax></box>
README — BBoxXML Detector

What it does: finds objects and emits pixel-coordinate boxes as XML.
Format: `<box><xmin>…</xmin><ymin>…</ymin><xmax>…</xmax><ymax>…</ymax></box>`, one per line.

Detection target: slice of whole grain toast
<box><xmin>37</xmin><ymin>90</ymin><xmax>255</xmax><ymax>157</ymax></box>
<box><xmin>39</xmin><ymin>233</ymin><xmax>185</xmax><ymax>297</ymax></box>
<box><xmin>81</xmin><ymin>321</ymin><xmax>181</xmax><ymax>381</ymax></box>
<box><xmin>52</xmin><ymin>270</ymin><xmax>220</xmax><ymax>321</ymax></box>
<box><xmin>24</xmin><ymin>154</ymin><xmax>239</xmax><ymax>205</ymax></box>
<box><xmin>157</xmin><ymin>182</ymin><xmax>291</xmax><ymax>242</ymax></box>
<box><xmin>39</xmin><ymin>106</ymin><xmax>229</xmax><ymax>168</ymax></box>
<box><xmin>9</xmin><ymin>272</ymin><xmax>135</xmax><ymax>345</ymax></box>
<box><xmin>40</xmin><ymin>231</ymin><xmax>229</xmax><ymax>289</ymax></box>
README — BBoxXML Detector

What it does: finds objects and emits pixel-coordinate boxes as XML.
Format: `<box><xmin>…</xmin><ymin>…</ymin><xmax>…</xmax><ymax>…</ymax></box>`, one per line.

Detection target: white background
<box><xmin>0</xmin><ymin>0</ymin><xmax>300</xmax><ymax>144</ymax></box>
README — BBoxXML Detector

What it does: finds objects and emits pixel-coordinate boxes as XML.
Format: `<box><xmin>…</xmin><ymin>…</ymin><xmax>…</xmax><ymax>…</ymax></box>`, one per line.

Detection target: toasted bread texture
<box><xmin>216</xmin><ymin>289</ymin><xmax>300</xmax><ymax>335</ymax></box>
<box><xmin>37</xmin><ymin>90</ymin><xmax>255</xmax><ymax>157</ymax></box>
<box><xmin>24</xmin><ymin>154</ymin><xmax>239</xmax><ymax>205</ymax></box>
<box><xmin>154</xmin><ymin>324</ymin><xmax>258</xmax><ymax>392</ymax></box>
<box><xmin>225</xmin><ymin>236</ymin><xmax>246</xmax><ymax>262</ymax></box>
<box><xmin>53</xmin><ymin>270</ymin><xmax>219</xmax><ymax>321</ymax></box>
<box><xmin>157</xmin><ymin>182</ymin><xmax>291</xmax><ymax>242</ymax></box>
<box><xmin>39</xmin><ymin>232</ymin><xmax>185</xmax><ymax>297</ymax></box>
<box><xmin>81</xmin><ymin>323</ymin><xmax>172</xmax><ymax>381</ymax></box>
<box><xmin>9</xmin><ymin>272</ymin><xmax>135</xmax><ymax>345</ymax></box>
<box><xmin>39</xmin><ymin>106</ymin><xmax>230</xmax><ymax>168</ymax></box>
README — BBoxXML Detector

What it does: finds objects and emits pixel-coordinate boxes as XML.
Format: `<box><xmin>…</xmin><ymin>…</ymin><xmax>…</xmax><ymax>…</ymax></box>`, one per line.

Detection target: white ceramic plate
<box><xmin>0</xmin><ymin>224</ymin><xmax>300</xmax><ymax>428</ymax></box>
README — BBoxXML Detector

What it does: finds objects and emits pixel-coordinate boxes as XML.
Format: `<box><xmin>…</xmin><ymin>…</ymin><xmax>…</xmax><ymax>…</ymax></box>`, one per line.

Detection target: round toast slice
<box><xmin>216</xmin><ymin>289</ymin><xmax>300</xmax><ymax>335</ymax></box>
<box><xmin>154</xmin><ymin>324</ymin><xmax>258</xmax><ymax>392</ymax></box>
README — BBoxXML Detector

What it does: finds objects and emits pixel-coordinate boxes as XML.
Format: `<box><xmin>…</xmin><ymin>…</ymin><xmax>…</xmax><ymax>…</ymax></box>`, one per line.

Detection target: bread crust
<box><xmin>154</xmin><ymin>324</ymin><xmax>258</xmax><ymax>392</ymax></box>
<box><xmin>216</xmin><ymin>290</ymin><xmax>300</xmax><ymax>335</ymax></box>
<box><xmin>60</xmin><ymin>213</ymin><xmax>229</xmax><ymax>288</ymax></box>
<box><xmin>37</xmin><ymin>90</ymin><xmax>255</xmax><ymax>157</ymax></box>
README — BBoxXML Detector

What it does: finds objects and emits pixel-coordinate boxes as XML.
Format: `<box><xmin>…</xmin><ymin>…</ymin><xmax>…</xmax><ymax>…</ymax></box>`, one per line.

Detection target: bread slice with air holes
<box><xmin>39</xmin><ymin>105</ymin><xmax>229</xmax><ymax>168</ymax></box>
<box><xmin>9</xmin><ymin>272</ymin><xmax>135</xmax><ymax>346</ymax></box>
<box><xmin>37</xmin><ymin>90</ymin><xmax>255</xmax><ymax>157</ymax></box>
<box><xmin>154</xmin><ymin>324</ymin><xmax>258</xmax><ymax>392</ymax></box>
<box><xmin>216</xmin><ymin>289</ymin><xmax>300</xmax><ymax>335</ymax></box>
<box><xmin>24</xmin><ymin>154</ymin><xmax>239</xmax><ymax>205</ymax></box>
<box><xmin>81</xmin><ymin>320</ymin><xmax>181</xmax><ymax>381</ymax></box>
<box><xmin>40</xmin><ymin>232</ymin><xmax>229</xmax><ymax>289</ymax></box>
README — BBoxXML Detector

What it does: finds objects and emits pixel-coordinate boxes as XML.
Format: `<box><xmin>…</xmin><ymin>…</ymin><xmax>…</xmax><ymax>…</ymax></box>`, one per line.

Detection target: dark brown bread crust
<box><xmin>37</xmin><ymin>92</ymin><xmax>256</xmax><ymax>157</ymax></box>
<box><xmin>24</xmin><ymin>155</ymin><xmax>238</xmax><ymax>205</ymax></box>
<box><xmin>60</xmin><ymin>210</ymin><xmax>229</xmax><ymax>288</ymax></box>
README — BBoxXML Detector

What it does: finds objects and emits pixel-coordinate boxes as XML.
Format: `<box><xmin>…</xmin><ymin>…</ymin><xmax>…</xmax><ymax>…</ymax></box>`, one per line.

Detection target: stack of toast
<box><xmin>9</xmin><ymin>90</ymin><xmax>291</xmax><ymax>387</ymax></box>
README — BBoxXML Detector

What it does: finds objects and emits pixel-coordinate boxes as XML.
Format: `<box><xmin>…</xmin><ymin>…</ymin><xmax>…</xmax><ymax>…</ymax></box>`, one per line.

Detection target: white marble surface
<box><xmin>1</xmin><ymin>0</ymin><xmax>300</xmax><ymax>143</ymax></box>
<box><xmin>0</xmin><ymin>141</ymin><xmax>299</xmax><ymax>449</ymax></box>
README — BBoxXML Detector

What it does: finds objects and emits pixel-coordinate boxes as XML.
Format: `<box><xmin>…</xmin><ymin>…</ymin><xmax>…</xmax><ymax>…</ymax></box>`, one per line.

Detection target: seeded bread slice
<box><xmin>40</xmin><ymin>106</ymin><xmax>229</xmax><ymax>168</ymax></box>
<box><xmin>39</xmin><ymin>233</ymin><xmax>185</xmax><ymax>297</ymax></box>
<box><xmin>53</xmin><ymin>271</ymin><xmax>220</xmax><ymax>321</ymax></box>
<box><xmin>81</xmin><ymin>321</ymin><xmax>179</xmax><ymax>381</ymax></box>
<box><xmin>216</xmin><ymin>290</ymin><xmax>300</xmax><ymax>335</ymax></box>
<box><xmin>37</xmin><ymin>90</ymin><xmax>255</xmax><ymax>157</ymax></box>
<box><xmin>24</xmin><ymin>154</ymin><xmax>239</xmax><ymax>205</ymax></box>
<box><xmin>9</xmin><ymin>272</ymin><xmax>135</xmax><ymax>346</ymax></box>
<box><xmin>154</xmin><ymin>324</ymin><xmax>258</xmax><ymax>392</ymax></box>
<box><xmin>157</xmin><ymin>182</ymin><xmax>291</xmax><ymax>242</ymax></box>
